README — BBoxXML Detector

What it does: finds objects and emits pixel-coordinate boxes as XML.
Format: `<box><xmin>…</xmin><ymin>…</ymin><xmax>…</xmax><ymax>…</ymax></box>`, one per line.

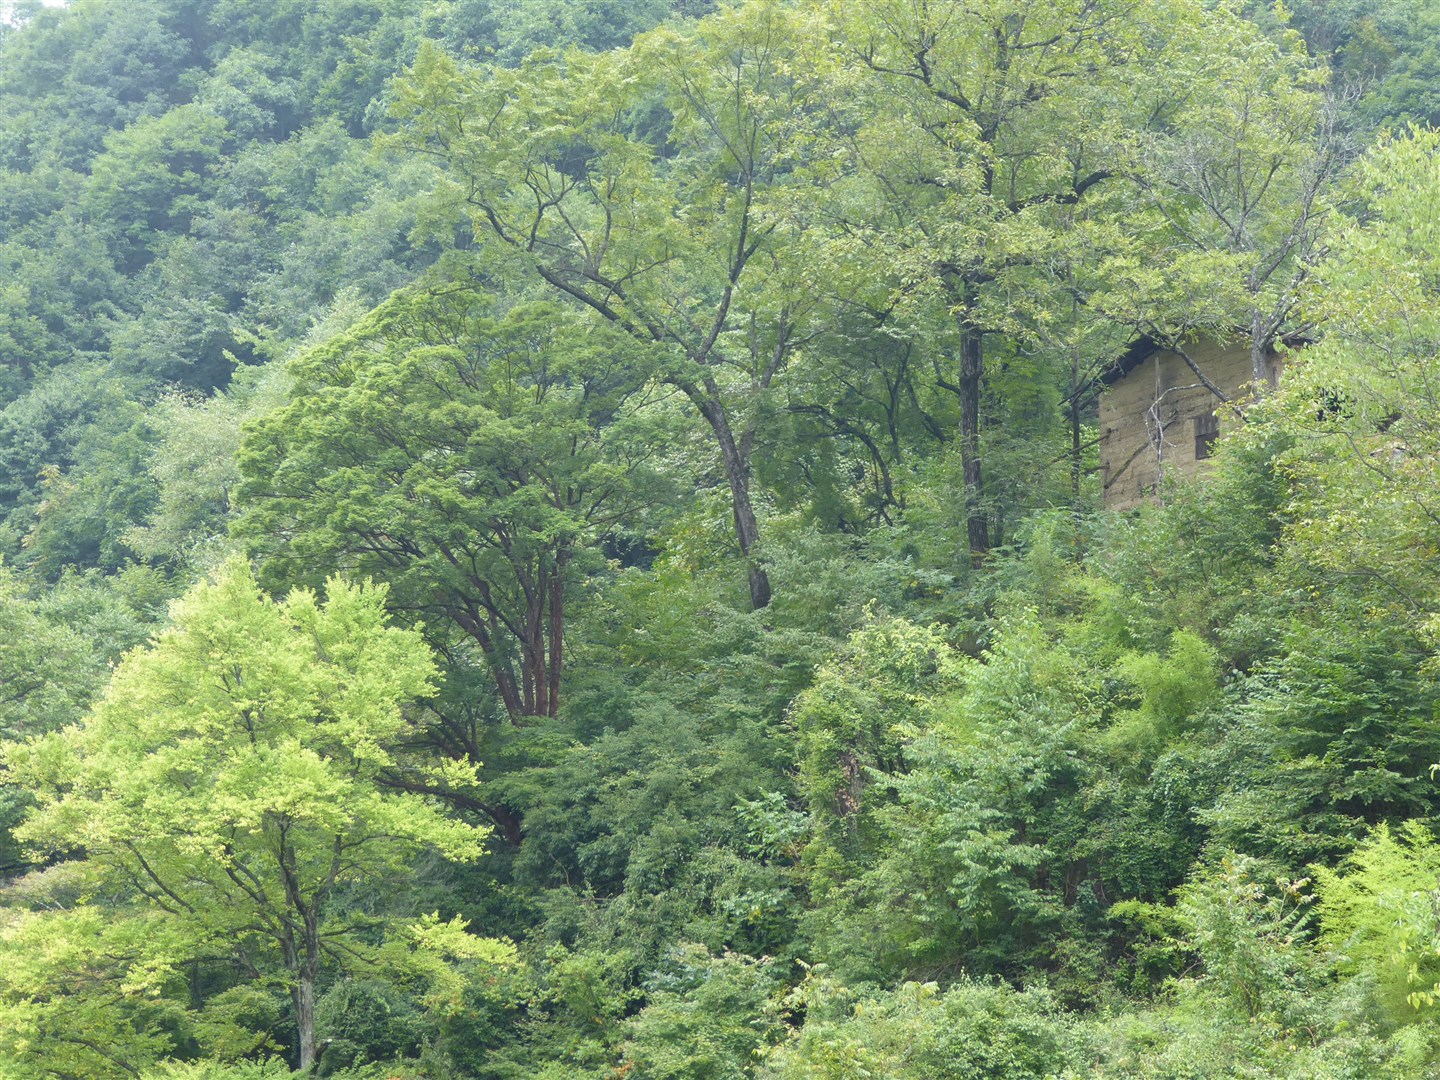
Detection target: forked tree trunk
<box><xmin>454</xmin><ymin>554</ymin><xmax>567</xmax><ymax>719</ymax></box>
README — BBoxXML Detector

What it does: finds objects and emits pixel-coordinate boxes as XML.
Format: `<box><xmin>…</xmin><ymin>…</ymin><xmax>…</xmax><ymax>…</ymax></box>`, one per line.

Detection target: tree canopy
<box><xmin>4</xmin><ymin>562</ymin><xmax>495</xmax><ymax>1074</ymax></box>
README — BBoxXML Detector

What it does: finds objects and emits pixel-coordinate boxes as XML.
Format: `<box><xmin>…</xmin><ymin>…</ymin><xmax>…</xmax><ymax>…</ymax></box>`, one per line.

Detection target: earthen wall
<box><xmin>1099</xmin><ymin>341</ymin><xmax>1266</xmax><ymax>510</ymax></box>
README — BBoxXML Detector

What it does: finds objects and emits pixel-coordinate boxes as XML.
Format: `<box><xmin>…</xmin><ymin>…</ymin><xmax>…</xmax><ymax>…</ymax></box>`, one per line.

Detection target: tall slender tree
<box><xmin>391</xmin><ymin>2</ymin><xmax>828</xmax><ymax>609</ymax></box>
<box><xmin>801</xmin><ymin>0</ymin><xmax>1164</xmax><ymax>557</ymax></box>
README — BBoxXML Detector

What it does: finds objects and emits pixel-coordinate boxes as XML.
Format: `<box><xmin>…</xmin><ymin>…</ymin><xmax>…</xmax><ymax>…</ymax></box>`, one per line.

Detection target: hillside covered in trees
<box><xmin>5</xmin><ymin>0</ymin><xmax>1440</xmax><ymax>1075</ymax></box>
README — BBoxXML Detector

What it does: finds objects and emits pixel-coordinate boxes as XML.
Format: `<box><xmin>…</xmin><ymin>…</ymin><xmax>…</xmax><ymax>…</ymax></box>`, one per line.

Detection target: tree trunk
<box><xmin>517</xmin><ymin>555</ymin><xmax>567</xmax><ymax>718</ymax></box>
<box><xmin>294</xmin><ymin>966</ymin><xmax>318</xmax><ymax>1073</ymax></box>
<box><xmin>452</xmin><ymin>603</ymin><xmax>524</xmax><ymax>718</ymax></box>
<box><xmin>489</xmin><ymin>801</ymin><xmax>525</xmax><ymax>848</ymax></box>
<box><xmin>725</xmin><ymin>451</ymin><xmax>771</xmax><ymax>611</ymax></box>
<box><xmin>279</xmin><ymin>833</ymin><xmax>324</xmax><ymax>1074</ymax></box>
<box><xmin>524</xmin><ymin>575</ymin><xmax>544</xmax><ymax>717</ymax></box>
<box><xmin>691</xmin><ymin>391</ymin><xmax>772</xmax><ymax>610</ymax></box>
<box><xmin>958</xmin><ymin>323</ymin><xmax>989</xmax><ymax>561</ymax></box>
<box><xmin>547</xmin><ymin>550</ymin><xmax>566</xmax><ymax>717</ymax></box>
<box><xmin>1250</xmin><ymin>310</ymin><xmax>1275</xmax><ymax>390</ymax></box>
<box><xmin>1070</xmin><ymin>356</ymin><xmax>1083</xmax><ymax>508</ymax></box>
<box><xmin>281</xmin><ymin>915</ymin><xmax>320</xmax><ymax>1073</ymax></box>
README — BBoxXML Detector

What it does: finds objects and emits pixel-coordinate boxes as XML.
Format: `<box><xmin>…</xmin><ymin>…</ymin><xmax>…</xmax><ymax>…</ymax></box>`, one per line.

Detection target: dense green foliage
<box><xmin>5</xmin><ymin>0</ymin><xmax>1440</xmax><ymax>1076</ymax></box>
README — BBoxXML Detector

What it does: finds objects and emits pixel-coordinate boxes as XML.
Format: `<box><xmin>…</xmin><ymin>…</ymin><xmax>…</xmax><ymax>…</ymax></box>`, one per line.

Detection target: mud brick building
<box><xmin>1099</xmin><ymin>337</ymin><xmax>1280</xmax><ymax>510</ymax></box>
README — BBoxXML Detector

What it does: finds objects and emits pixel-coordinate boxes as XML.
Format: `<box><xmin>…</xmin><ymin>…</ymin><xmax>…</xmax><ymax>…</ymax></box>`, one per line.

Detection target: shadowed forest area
<box><xmin>6</xmin><ymin>0</ymin><xmax>1440</xmax><ymax>1075</ymax></box>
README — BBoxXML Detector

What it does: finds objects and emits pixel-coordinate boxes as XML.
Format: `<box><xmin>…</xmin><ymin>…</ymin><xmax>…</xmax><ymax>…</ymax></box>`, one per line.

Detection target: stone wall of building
<box><xmin>1099</xmin><ymin>340</ymin><xmax>1264</xmax><ymax>510</ymax></box>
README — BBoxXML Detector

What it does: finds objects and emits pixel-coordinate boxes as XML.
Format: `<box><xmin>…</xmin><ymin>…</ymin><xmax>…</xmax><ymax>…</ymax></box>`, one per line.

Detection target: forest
<box><xmin>3</xmin><ymin>0</ymin><xmax>1440</xmax><ymax>1075</ymax></box>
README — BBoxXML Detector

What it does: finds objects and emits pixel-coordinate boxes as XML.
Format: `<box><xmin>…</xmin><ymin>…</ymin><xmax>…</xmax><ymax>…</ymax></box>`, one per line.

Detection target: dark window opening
<box><xmin>1194</xmin><ymin>412</ymin><xmax>1219</xmax><ymax>459</ymax></box>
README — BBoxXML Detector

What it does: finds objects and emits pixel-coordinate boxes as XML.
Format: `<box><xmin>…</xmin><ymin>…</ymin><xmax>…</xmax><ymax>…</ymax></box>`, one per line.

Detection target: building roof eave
<box><xmin>1099</xmin><ymin>335</ymin><xmax>1162</xmax><ymax>387</ymax></box>
<box><xmin>1099</xmin><ymin>330</ymin><xmax>1306</xmax><ymax>389</ymax></box>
